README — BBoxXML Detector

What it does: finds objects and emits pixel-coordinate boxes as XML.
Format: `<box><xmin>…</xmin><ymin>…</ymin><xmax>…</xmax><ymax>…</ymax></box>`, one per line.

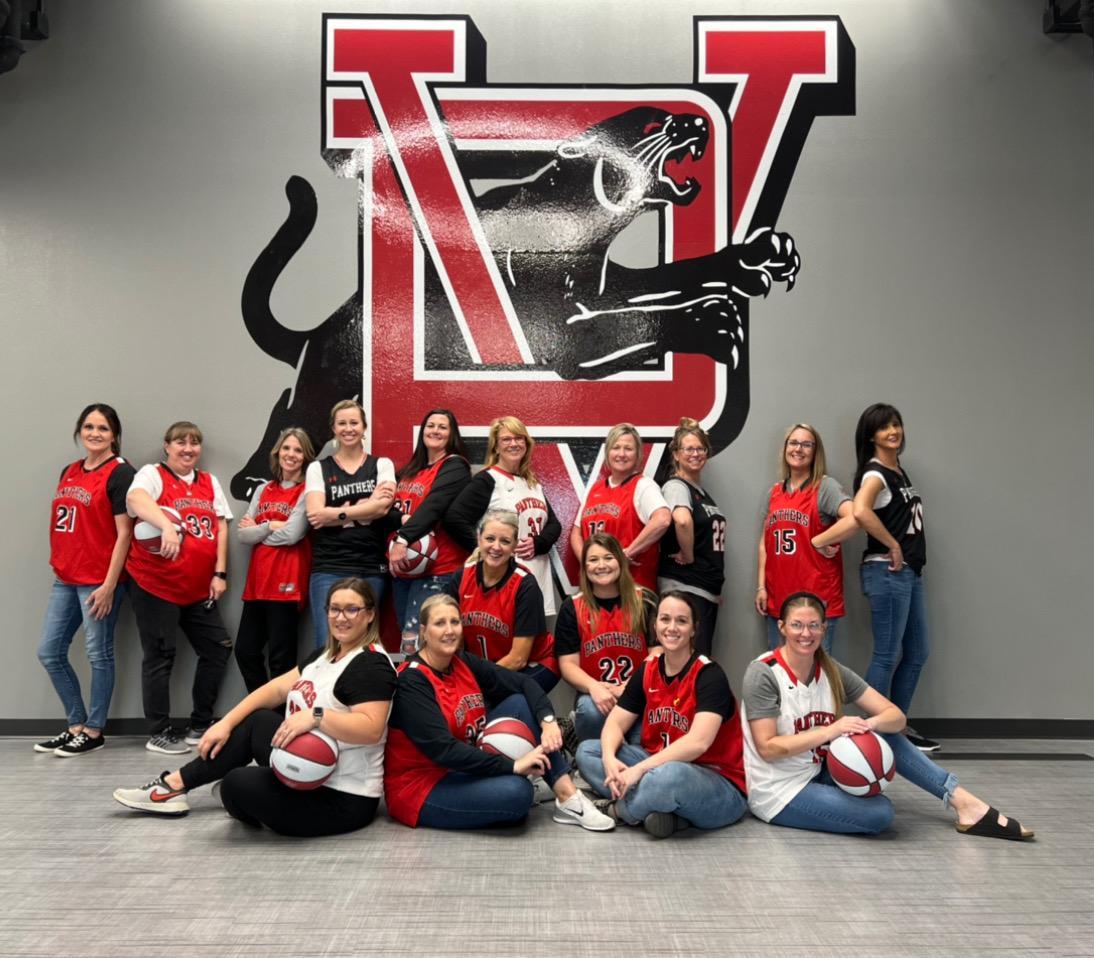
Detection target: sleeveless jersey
<box><xmin>657</xmin><ymin>478</ymin><xmax>726</xmax><ymax>596</ymax></box>
<box><xmin>394</xmin><ymin>455</ymin><xmax>468</xmax><ymax>576</ymax></box>
<box><xmin>126</xmin><ymin>465</ymin><xmax>220</xmax><ymax>605</ymax></box>
<box><xmin>311</xmin><ymin>455</ymin><xmax>390</xmax><ymax>575</ymax></box>
<box><xmin>49</xmin><ymin>457</ymin><xmax>131</xmax><ymax>586</ymax></box>
<box><xmin>383</xmin><ymin>654</ymin><xmax>487</xmax><ymax>826</ymax></box>
<box><xmin>457</xmin><ymin>562</ymin><xmax>556</xmax><ymax>671</ymax></box>
<box><xmin>573</xmin><ymin>592</ymin><xmax>647</xmax><ymax>687</ymax></box>
<box><xmin>286</xmin><ymin>642</ymin><xmax>394</xmax><ymax>798</ymax></box>
<box><xmin>638</xmin><ymin>655</ymin><xmax>747</xmax><ymax>793</ymax></box>
<box><xmin>579</xmin><ymin>474</ymin><xmax>658</xmax><ymax>591</ymax></box>
<box><xmin>763</xmin><ymin>480</ymin><xmax>845</xmax><ymax>617</ymax></box>
<box><xmin>483</xmin><ymin>466</ymin><xmax>556</xmax><ymax>615</ymax></box>
<box><xmin>862</xmin><ymin>461</ymin><xmax>926</xmax><ymax>573</ymax></box>
<box><xmin>241</xmin><ymin>481</ymin><xmax>311</xmax><ymax>606</ymax></box>
<box><xmin>739</xmin><ymin>649</ymin><xmax>837</xmax><ymax>822</ymax></box>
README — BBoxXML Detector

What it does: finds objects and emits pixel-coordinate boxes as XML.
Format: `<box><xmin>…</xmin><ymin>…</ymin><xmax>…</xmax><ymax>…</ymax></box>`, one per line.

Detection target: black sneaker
<box><xmin>55</xmin><ymin>730</ymin><xmax>105</xmax><ymax>757</ymax></box>
<box><xmin>905</xmin><ymin>729</ymin><xmax>941</xmax><ymax>752</ymax></box>
<box><xmin>184</xmin><ymin>725</ymin><xmax>208</xmax><ymax>746</ymax></box>
<box><xmin>643</xmin><ymin>811</ymin><xmax>690</xmax><ymax>839</ymax></box>
<box><xmin>146</xmin><ymin>728</ymin><xmax>190</xmax><ymax>755</ymax></box>
<box><xmin>34</xmin><ymin>730</ymin><xmax>75</xmax><ymax>753</ymax></box>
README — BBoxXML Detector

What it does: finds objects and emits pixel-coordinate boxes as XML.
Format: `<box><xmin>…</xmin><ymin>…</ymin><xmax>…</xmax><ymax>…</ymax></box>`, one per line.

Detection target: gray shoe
<box><xmin>146</xmin><ymin>729</ymin><xmax>190</xmax><ymax>755</ymax></box>
<box><xmin>553</xmin><ymin>791</ymin><xmax>615</xmax><ymax>831</ymax></box>
<box><xmin>643</xmin><ymin>810</ymin><xmax>690</xmax><ymax>839</ymax></box>
<box><xmin>113</xmin><ymin>774</ymin><xmax>190</xmax><ymax>815</ymax></box>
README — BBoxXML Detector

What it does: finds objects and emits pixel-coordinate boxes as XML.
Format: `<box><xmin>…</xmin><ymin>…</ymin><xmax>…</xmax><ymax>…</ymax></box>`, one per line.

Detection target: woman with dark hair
<box><xmin>851</xmin><ymin>403</ymin><xmax>935</xmax><ymax>751</ymax></box>
<box><xmin>445</xmin><ymin>415</ymin><xmax>562</xmax><ymax>615</ymax></box>
<box><xmin>575</xmin><ymin>591</ymin><xmax>749</xmax><ymax>839</ymax></box>
<box><xmin>113</xmin><ymin>578</ymin><xmax>397</xmax><ymax>837</ymax></box>
<box><xmin>389</xmin><ymin>409</ymin><xmax>471</xmax><ymax>653</ymax></box>
<box><xmin>755</xmin><ymin>422</ymin><xmax>857</xmax><ymax>653</ymax></box>
<box><xmin>35</xmin><ymin>404</ymin><xmax>135</xmax><ymax>757</ymax></box>
<box><xmin>741</xmin><ymin>592</ymin><xmax>1032</xmax><ymax>840</ymax></box>
<box><xmin>556</xmin><ymin>532</ymin><xmax>655</xmax><ymax>744</ymax></box>
<box><xmin>656</xmin><ymin>417</ymin><xmax>726</xmax><ymax>656</ymax></box>
<box><xmin>305</xmin><ymin>399</ymin><xmax>396</xmax><ymax>649</ymax></box>
<box><xmin>384</xmin><ymin>593</ymin><xmax>613</xmax><ymax>831</ymax></box>
<box><xmin>235</xmin><ymin>427</ymin><xmax>317</xmax><ymax>691</ymax></box>
<box><xmin>569</xmin><ymin>422</ymin><xmax>671</xmax><ymax>592</ymax></box>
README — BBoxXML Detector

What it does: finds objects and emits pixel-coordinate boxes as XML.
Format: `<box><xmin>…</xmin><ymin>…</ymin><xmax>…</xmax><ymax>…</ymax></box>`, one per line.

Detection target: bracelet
<box><xmin>756</xmin><ymin>586</ymin><xmax>766</xmax><ymax>592</ymax></box>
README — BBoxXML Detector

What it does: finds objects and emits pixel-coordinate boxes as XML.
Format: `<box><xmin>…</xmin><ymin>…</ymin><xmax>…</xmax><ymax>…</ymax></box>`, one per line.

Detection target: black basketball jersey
<box><xmin>657</xmin><ymin>478</ymin><xmax>726</xmax><ymax>595</ymax></box>
<box><xmin>862</xmin><ymin>460</ymin><xmax>926</xmax><ymax>573</ymax></box>
<box><xmin>312</xmin><ymin>455</ymin><xmax>391</xmax><ymax>575</ymax></box>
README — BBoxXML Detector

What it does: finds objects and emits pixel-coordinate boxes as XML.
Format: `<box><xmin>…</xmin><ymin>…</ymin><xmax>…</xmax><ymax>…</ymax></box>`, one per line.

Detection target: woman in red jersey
<box><xmin>575</xmin><ymin>591</ymin><xmax>748</xmax><ymax>839</ymax></box>
<box><xmin>569</xmin><ymin>422</ymin><xmax>671</xmax><ymax>592</ymax></box>
<box><xmin>235</xmin><ymin>427</ymin><xmax>317</xmax><ymax>691</ymax></box>
<box><xmin>34</xmin><ymin>404</ymin><xmax>135</xmax><ymax>757</ymax></box>
<box><xmin>755</xmin><ymin>423</ymin><xmax>857</xmax><ymax>653</ymax></box>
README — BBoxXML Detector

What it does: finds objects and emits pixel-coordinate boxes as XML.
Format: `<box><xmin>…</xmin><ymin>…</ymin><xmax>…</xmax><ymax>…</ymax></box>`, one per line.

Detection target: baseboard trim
<box><xmin>2</xmin><ymin>717</ymin><xmax>1092</xmax><ymax>738</ymax></box>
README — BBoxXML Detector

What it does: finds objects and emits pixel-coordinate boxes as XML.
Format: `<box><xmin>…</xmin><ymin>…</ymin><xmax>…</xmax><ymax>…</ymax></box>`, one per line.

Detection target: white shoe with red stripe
<box><xmin>113</xmin><ymin>774</ymin><xmax>190</xmax><ymax>815</ymax></box>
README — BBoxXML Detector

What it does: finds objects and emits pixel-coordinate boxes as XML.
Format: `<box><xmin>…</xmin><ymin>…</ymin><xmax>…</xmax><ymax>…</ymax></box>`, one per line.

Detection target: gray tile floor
<box><xmin>2</xmin><ymin>738</ymin><xmax>1091</xmax><ymax>958</ymax></box>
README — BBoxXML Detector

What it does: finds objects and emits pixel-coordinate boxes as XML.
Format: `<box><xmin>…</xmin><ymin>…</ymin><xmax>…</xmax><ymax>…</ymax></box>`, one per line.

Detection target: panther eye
<box><xmin>643</xmin><ymin>122</ymin><xmax>663</xmax><ymax>135</ymax></box>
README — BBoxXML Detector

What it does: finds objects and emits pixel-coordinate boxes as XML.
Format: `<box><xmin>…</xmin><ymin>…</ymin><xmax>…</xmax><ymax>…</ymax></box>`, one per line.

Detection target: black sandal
<box><xmin>956</xmin><ymin>806</ymin><xmax>1034</xmax><ymax>841</ymax></box>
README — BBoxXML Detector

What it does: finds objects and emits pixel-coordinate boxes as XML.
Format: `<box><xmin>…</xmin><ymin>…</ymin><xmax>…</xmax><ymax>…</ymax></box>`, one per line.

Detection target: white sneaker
<box><xmin>113</xmin><ymin>774</ymin><xmax>190</xmax><ymax>815</ymax></box>
<box><xmin>530</xmin><ymin>776</ymin><xmax>555</xmax><ymax>804</ymax></box>
<box><xmin>552</xmin><ymin>790</ymin><xmax>616</xmax><ymax>831</ymax></box>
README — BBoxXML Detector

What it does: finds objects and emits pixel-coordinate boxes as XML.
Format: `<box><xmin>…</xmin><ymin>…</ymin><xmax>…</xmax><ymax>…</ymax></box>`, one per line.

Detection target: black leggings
<box><xmin>177</xmin><ymin>709</ymin><xmax>379</xmax><ymax>837</ymax></box>
<box><xmin>235</xmin><ymin>600</ymin><xmax>302</xmax><ymax>692</ymax></box>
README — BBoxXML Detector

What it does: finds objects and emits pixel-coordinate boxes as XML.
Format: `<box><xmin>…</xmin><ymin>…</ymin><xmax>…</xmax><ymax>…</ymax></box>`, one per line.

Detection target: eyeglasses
<box><xmin>786</xmin><ymin>440</ymin><xmax>816</xmax><ymax>450</ymax></box>
<box><xmin>328</xmin><ymin>605</ymin><xmax>367</xmax><ymax>619</ymax></box>
<box><xmin>680</xmin><ymin>447</ymin><xmax>708</xmax><ymax>458</ymax></box>
<box><xmin>785</xmin><ymin>621</ymin><xmax>825</xmax><ymax>634</ymax></box>
<box><xmin>498</xmin><ymin>437</ymin><xmax>526</xmax><ymax>446</ymax></box>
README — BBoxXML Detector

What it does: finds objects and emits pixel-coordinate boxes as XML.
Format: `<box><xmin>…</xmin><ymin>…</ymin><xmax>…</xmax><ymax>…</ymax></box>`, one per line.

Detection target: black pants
<box><xmin>178</xmin><ymin>710</ymin><xmax>379</xmax><ymax>837</ymax></box>
<box><xmin>691</xmin><ymin>593</ymin><xmax>719</xmax><ymax>658</ymax></box>
<box><xmin>235</xmin><ymin>600</ymin><xmax>302</xmax><ymax>692</ymax></box>
<box><xmin>130</xmin><ymin>580</ymin><xmax>232</xmax><ymax>733</ymax></box>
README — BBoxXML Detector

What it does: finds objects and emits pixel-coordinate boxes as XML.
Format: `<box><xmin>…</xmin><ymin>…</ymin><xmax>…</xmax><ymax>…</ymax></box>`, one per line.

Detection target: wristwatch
<box><xmin>337</xmin><ymin>511</ymin><xmax>348</xmax><ymax>521</ymax></box>
<box><xmin>541</xmin><ymin>714</ymin><xmax>556</xmax><ymax>725</ymax></box>
<box><xmin>312</xmin><ymin>706</ymin><xmax>325</xmax><ymax>728</ymax></box>
<box><xmin>213</xmin><ymin>571</ymin><xmax>227</xmax><ymax>581</ymax></box>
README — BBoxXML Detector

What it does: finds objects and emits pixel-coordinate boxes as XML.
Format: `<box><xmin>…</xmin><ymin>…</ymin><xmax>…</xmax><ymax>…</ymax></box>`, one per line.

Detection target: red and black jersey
<box><xmin>384</xmin><ymin>654</ymin><xmax>488</xmax><ymax>826</ymax></box>
<box><xmin>126</xmin><ymin>465</ymin><xmax>220</xmax><ymax>605</ymax></box>
<box><xmin>573</xmin><ymin>593</ymin><xmax>648</xmax><ymax>687</ymax></box>
<box><xmin>49</xmin><ymin>457</ymin><xmax>134</xmax><ymax>586</ymax></box>
<box><xmin>763</xmin><ymin>481</ymin><xmax>845</xmax><ymax>618</ymax></box>
<box><xmin>630</xmin><ymin>654</ymin><xmax>747</xmax><ymax>793</ymax></box>
<box><xmin>394</xmin><ymin>455</ymin><xmax>469</xmax><ymax>576</ymax></box>
<box><xmin>241</xmin><ymin>482</ymin><xmax>311</xmax><ymax>606</ymax></box>
<box><xmin>578</xmin><ymin>475</ymin><xmax>658</xmax><ymax>591</ymax></box>
<box><xmin>456</xmin><ymin>560</ymin><xmax>556</xmax><ymax>672</ymax></box>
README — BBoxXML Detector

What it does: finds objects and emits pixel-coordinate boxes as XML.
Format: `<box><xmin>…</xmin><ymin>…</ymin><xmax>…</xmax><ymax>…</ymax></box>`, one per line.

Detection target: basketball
<box><xmin>133</xmin><ymin>507</ymin><xmax>184</xmax><ymax>555</ymax></box>
<box><xmin>827</xmin><ymin>731</ymin><xmax>896</xmax><ymax>797</ymax></box>
<box><xmin>270</xmin><ymin>729</ymin><xmax>340</xmax><ymax>790</ymax></box>
<box><xmin>478</xmin><ymin>717</ymin><xmax>537</xmax><ymax>760</ymax></box>
<box><xmin>389</xmin><ymin>532</ymin><xmax>439</xmax><ymax>577</ymax></box>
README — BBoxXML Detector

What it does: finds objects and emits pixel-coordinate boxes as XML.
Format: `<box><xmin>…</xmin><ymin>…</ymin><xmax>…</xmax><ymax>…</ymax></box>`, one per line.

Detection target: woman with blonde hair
<box><xmin>445</xmin><ymin>415</ymin><xmax>561</xmax><ymax>615</ymax></box>
<box><xmin>305</xmin><ymin>399</ymin><xmax>395</xmax><ymax>649</ymax></box>
<box><xmin>570</xmin><ymin>422</ymin><xmax>670</xmax><ymax>592</ymax></box>
<box><xmin>235</xmin><ymin>427</ymin><xmax>317</xmax><ymax>691</ymax></box>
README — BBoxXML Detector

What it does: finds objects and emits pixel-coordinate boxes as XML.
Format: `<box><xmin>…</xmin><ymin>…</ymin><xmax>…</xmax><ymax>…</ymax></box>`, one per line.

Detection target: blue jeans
<box><xmin>391</xmin><ymin>574</ymin><xmax>450</xmax><ymax>647</ymax></box>
<box><xmin>417</xmin><ymin>693</ymin><xmax>569</xmax><ymax>830</ymax></box>
<box><xmin>309</xmin><ymin>572</ymin><xmax>388</xmax><ymax>649</ymax></box>
<box><xmin>520</xmin><ymin>662</ymin><xmax>559</xmax><ymax>694</ymax></box>
<box><xmin>770</xmin><ymin>731</ymin><xmax>958</xmax><ymax>834</ymax></box>
<box><xmin>766</xmin><ymin>615</ymin><xmax>839</xmax><ymax>654</ymax></box>
<box><xmin>37</xmin><ymin>580</ymin><xmax>124</xmax><ymax>732</ymax></box>
<box><xmin>575</xmin><ymin>741</ymin><xmax>747</xmax><ymax>830</ymax></box>
<box><xmin>860</xmin><ymin>563</ymin><xmax>929</xmax><ymax>714</ymax></box>
<box><xmin>573</xmin><ymin>693</ymin><xmax>641</xmax><ymax>745</ymax></box>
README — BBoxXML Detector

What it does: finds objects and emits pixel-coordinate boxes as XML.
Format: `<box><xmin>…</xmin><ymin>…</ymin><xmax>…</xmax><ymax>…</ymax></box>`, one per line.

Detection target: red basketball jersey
<box><xmin>573</xmin><ymin>593</ymin><xmax>647</xmax><ymax>687</ymax></box>
<box><xmin>763</xmin><ymin>481</ymin><xmax>845</xmax><ymax>618</ymax></box>
<box><xmin>384</xmin><ymin>655</ymin><xmax>487</xmax><ymax>826</ymax></box>
<box><xmin>49</xmin><ymin>457</ymin><xmax>129</xmax><ymax>586</ymax></box>
<box><xmin>457</xmin><ymin>563</ymin><xmax>556</xmax><ymax>670</ymax></box>
<box><xmin>126</xmin><ymin>466</ymin><xmax>220</xmax><ymax>605</ymax></box>
<box><xmin>639</xmin><ymin>655</ymin><xmax>747</xmax><ymax>792</ymax></box>
<box><xmin>394</xmin><ymin>455</ymin><xmax>469</xmax><ymax>576</ymax></box>
<box><xmin>578</xmin><ymin>475</ymin><xmax>658</xmax><ymax>590</ymax></box>
<box><xmin>241</xmin><ymin>481</ymin><xmax>311</xmax><ymax>606</ymax></box>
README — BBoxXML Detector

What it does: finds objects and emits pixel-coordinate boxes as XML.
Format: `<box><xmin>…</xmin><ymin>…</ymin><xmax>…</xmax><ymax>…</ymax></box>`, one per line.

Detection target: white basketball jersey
<box><xmin>740</xmin><ymin>650</ymin><xmax>837</xmax><ymax>823</ymax></box>
<box><xmin>486</xmin><ymin>466</ymin><xmax>556</xmax><ymax>615</ymax></box>
<box><xmin>286</xmin><ymin>643</ymin><xmax>395</xmax><ymax>798</ymax></box>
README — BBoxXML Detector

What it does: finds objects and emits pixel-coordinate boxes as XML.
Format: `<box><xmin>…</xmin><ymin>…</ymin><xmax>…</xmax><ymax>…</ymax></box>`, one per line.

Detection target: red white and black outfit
<box><xmin>385</xmin><ymin>651</ymin><xmax>566</xmax><ymax>829</ymax></box>
<box><xmin>574</xmin><ymin>652</ymin><xmax>749</xmax><ymax>829</ymax></box>
<box><xmin>235</xmin><ymin>478</ymin><xmax>311</xmax><ymax>691</ymax></box>
<box><xmin>126</xmin><ymin>463</ymin><xmax>233</xmax><ymax>736</ymax></box>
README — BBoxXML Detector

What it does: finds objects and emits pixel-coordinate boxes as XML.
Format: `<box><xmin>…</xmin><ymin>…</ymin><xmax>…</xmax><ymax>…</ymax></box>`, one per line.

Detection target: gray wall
<box><xmin>2</xmin><ymin>0</ymin><xmax>1091</xmax><ymax>724</ymax></box>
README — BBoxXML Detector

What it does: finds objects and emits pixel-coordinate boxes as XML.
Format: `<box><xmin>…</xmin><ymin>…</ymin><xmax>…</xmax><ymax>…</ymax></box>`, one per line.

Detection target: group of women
<box><xmin>40</xmin><ymin>400</ymin><xmax>1033</xmax><ymax>842</ymax></box>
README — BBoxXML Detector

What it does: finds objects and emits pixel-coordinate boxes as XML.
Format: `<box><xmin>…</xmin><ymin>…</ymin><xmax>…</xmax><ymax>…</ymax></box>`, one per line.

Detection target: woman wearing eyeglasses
<box><xmin>657</xmin><ymin>418</ymin><xmax>725</xmax><ymax>657</ymax></box>
<box><xmin>755</xmin><ymin>423</ymin><xmax>857</xmax><ymax>653</ymax></box>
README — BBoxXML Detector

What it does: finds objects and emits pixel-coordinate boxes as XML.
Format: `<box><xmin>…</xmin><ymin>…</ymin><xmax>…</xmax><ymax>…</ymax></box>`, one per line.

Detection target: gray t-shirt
<box><xmin>742</xmin><ymin>658</ymin><xmax>869</xmax><ymax>719</ymax></box>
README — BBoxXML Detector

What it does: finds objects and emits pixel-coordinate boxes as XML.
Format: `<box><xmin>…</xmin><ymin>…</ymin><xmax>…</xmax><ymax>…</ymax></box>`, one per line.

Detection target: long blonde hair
<box><xmin>322</xmin><ymin>578</ymin><xmax>380</xmax><ymax>660</ymax></box>
<box><xmin>778</xmin><ymin>423</ymin><xmax>829</xmax><ymax>490</ymax></box>
<box><xmin>268</xmin><ymin>427</ymin><xmax>317</xmax><ymax>481</ymax></box>
<box><xmin>578</xmin><ymin>533</ymin><xmax>649</xmax><ymax>637</ymax></box>
<box><xmin>483</xmin><ymin>416</ymin><xmax>539</xmax><ymax>487</ymax></box>
<box><xmin>779</xmin><ymin>592</ymin><xmax>843</xmax><ymax>715</ymax></box>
